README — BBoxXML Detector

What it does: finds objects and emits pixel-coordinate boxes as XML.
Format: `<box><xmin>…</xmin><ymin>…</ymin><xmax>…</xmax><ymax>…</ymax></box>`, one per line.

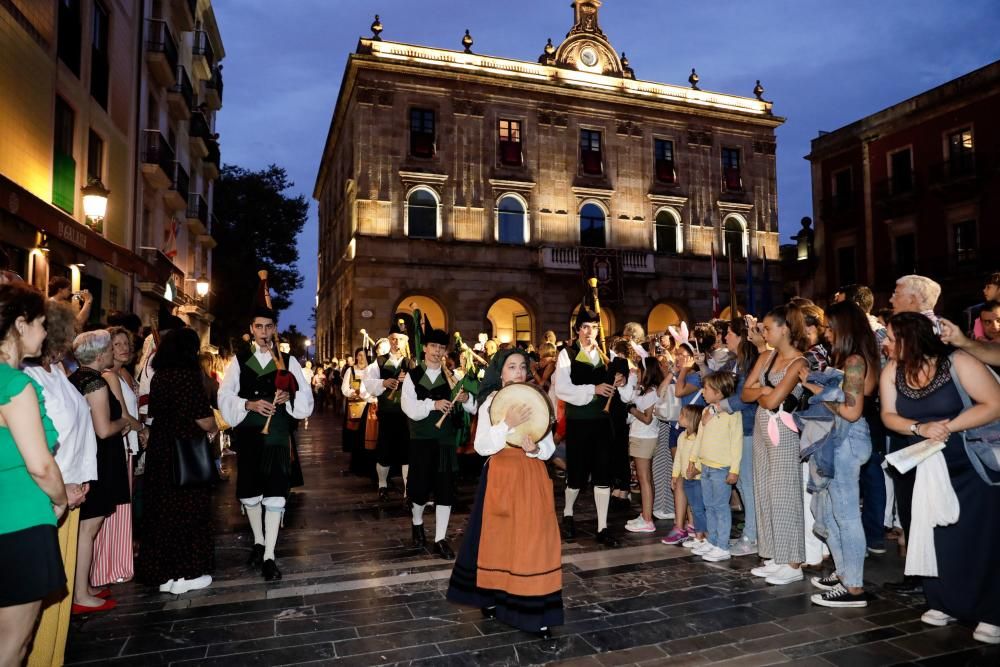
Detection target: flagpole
<box><xmin>711</xmin><ymin>242</ymin><xmax>720</xmax><ymax>318</ymax></box>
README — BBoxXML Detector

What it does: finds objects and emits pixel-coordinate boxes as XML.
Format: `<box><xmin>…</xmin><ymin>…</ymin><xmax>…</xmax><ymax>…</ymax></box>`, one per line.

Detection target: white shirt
<box><xmin>115</xmin><ymin>372</ymin><xmax>140</xmax><ymax>454</ymax></box>
<box><xmin>23</xmin><ymin>362</ymin><xmax>98</xmax><ymax>485</ymax></box>
<box><xmin>218</xmin><ymin>346</ymin><xmax>314</xmax><ymax>428</ymax></box>
<box><xmin>342</xmin><ymin>365</ymin><xmax>377</xmax><ymax>403</ymax></box>
<box><xmin>626</xmin><ymin>387</ymin><xmax>661</xmax><ymax>439</ymax></box>
<box><xmin>136</xmin><ymin>334</ymin><xmax>156</xmax><ymax>419</ymax></box>
<box><xmin>400</xmin><ymin>365</ymin><xmax>476</xmax><ymax>421</ymax></box>
<box><xmin>474</xmin><ymin>391</ymin><xmax>554</xmax><ymax>460</ymax></box>
<box><xmin>362</xmin><ymin>352</ymin><xmax>407</xmax><ymax>397</ymax></box>
<box><xmin>554</xmin><ymin>346</ymin><xmax>600</xmax><ymax>406</ymax></box>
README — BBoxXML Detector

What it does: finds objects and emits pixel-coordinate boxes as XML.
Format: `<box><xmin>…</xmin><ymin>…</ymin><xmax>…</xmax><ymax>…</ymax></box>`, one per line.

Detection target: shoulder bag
<box><xmin>947</xmin><ymin>353</ymin><xmax>1000</xmax><ymax>486</ymax></box>
<box><xmin>173</xmin><ymin>434</ymin><xmax>215</xmax><ymax>487</ymax></box>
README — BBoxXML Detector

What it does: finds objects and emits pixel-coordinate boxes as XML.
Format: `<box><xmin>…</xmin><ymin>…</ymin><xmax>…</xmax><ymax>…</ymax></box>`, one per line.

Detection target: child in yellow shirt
<box><xmin>670</xmin><ymin>405</ymin><xmax>707</xmax><ymax>550</ymax></box>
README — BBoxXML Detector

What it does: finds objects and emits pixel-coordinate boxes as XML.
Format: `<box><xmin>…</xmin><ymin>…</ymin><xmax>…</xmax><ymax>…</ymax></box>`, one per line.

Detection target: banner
<box><xmin>579</xmin><ymin>248</ymin><xmax>624</xmax><ymax>304</ymax></box>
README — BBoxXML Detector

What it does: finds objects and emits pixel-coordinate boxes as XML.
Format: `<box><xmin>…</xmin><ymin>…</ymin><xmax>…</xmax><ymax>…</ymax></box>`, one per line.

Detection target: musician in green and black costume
<box><xmin>400</xmin><ymin>327</ymin><xmax>476</xmax><ymax>560</ymax></box>
<box><xmin>218</xmin><ymin>275</ymin><xmax>314</xmax><ymax>582</ymax></box>
<box><xmin>363</xmin><ymin>313</ymin><xmax>414</xmax><ymax>501</ymax></box>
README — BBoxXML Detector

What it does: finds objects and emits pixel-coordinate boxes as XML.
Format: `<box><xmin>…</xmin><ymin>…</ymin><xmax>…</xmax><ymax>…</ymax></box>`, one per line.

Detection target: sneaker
<box><xmin>921</xmin><ymin>609</ymin><xmax>957</xmax><ymax>627</ymax></box>
<box><xmin>866</xmin><ymin>545</ymin><xmax>887</xmax><ymax>555</ymax></box>
<box><xmin>765</xmin><ymin>564</ymin><xmax>804</xmax><ymax>585</ymax></box>
<box><xmin>811</xmin><ymin>584</ymin><xmax>869</xmax><ymax>608</ymax></box>
<box><xmin>692</xmin><ymin>541</ymin><xmax>713</xmax><ymax>555</ymax></box>
<box><xmin>653</xmin><ymin>511</ymin><xmax>675</xmax><ymax>520</ymax></box>
<box><xmin>811</xmin><ymin>574</ymin><xmax>841</xmax><ymax>591</ymax></box>
<box><xmin>682</xmin><ymin>537</ymin><xmax>706</xmax><ymax>549</ymax></box>
<box><xmin>625</xmin><ymin>518</ymin><xmax>656</xmax><ymax>533</ymax></box>
<box><xmin>750</xmin><ymin>560</ymin><xmax>780</xmax><ymax>577</ymax></box>
<box><xmin>170</xmin><ymin>575</ymin><xmax>213</xmax><ymax>595</ymax></box>
<box><xmin>702</xmin><ymin>546</ymin><xmax>732</xmax><ymax>562</ymax></box>
<box><xmin>625</xmin><ymin>514</ymin><xmax>645</xmax><ymax>527</ymax></box>
<box><xmin>158</xmin><ymin>579</ymin><xmax>175</xmax><ymax>593</ymax></box>
<box><xmin>729</xmin><ymin>536</ymin><xmax>758</xmax><ymax>557</ymax></box>
<box><xmin>661</xmin><ymin>528</ymin><xmax>688</xmax><ymax>545</ymax></box>
<box><xmin>974</xmin><ymin>622</ymin><xmax>1000</xmax><ymax>645</ymax></box>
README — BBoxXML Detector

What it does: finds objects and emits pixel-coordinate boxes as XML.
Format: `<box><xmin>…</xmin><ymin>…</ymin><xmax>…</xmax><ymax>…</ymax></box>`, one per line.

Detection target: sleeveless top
<box><xmin>760</xmin><ymin>350</ymin><xmax>805</xmax><ymax>413</ymax></box>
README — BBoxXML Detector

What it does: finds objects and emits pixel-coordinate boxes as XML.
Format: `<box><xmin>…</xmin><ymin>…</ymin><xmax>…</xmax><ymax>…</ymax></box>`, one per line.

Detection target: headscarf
<box><xmin>478</xmin><ymin>347</ymin><xmax>529</xmax><ymax>400</ymax></box>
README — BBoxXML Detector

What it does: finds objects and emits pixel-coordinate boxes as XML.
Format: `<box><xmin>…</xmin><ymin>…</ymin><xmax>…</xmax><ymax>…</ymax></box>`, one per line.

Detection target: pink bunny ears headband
<box><xmin>667</xmin><ymin>322</ymin><xmax>699</xmax><ymax>353</ymax></box>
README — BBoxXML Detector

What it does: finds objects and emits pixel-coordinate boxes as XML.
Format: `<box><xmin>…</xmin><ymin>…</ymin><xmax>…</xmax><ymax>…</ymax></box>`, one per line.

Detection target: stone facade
<box><xmin>314</xmin><ymin>1</ymin><xmax>784</xmax><ymax>359</ymax></box>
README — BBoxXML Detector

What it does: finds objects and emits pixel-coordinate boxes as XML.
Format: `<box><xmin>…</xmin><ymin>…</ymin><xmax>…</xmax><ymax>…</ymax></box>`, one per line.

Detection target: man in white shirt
<box><xmin>401</xmin><ymin>327</ymin><xmax>475</xmax><ymax>559</ymax></box>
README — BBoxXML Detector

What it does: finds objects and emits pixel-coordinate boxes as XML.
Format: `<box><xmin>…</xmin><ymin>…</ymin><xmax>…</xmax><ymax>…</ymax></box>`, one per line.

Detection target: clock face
<box><xmin>580</xmin><ymin>47</ymin><xmax>598</xmax><ymax>68</ymax></box>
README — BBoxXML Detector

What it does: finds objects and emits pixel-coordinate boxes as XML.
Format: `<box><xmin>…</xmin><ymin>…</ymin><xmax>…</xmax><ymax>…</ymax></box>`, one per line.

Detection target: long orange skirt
<box><xmin>475</xmin><ymin>447</ymin><xmax>562</xmax><ymax>597</ymax></box>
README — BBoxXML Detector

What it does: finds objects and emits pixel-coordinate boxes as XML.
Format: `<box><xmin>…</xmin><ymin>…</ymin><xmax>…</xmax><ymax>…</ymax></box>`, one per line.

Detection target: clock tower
<box><xmin>541</xmin><ymin>0</ymin><xmax>633</xmax><ymax>79</ymax></box>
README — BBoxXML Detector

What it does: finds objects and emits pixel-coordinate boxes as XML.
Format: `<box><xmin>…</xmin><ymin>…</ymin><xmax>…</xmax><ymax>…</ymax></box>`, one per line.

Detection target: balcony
<box><xmin>203</xmin><ymin>139</ymin><xmax>220</xmax><ymax>180</ymax></box>
<box><xmin>144</xmin><ymin>19</ymin><xmax>178</xmax><ymax>87</ymax></box>
<box><xmin>165</xmin><ymin>161</ymin><xmax>190</xmax><ymax>211</ymax></box>
<box><xmin>186</xmin><ymin>192</ymin><xmax>208</xmax><ymax>234</ymax></box>
<box><xmin>821</xmin><ymin>194</ymin><xmax>862</xmax><ymax>225</ymax></box>
<box><xmin>167</xmin><ymin>66</ymin><xmax>193</xmax><ymax>120</ymax></box>
<box><xmin>176</xmin><ymin>0</ymin><xmax>196</xmax><ymax>32</ymax></box>
<box><xmin>204</xmin><ymin>65</ymin><xmax>223</xmax><ymax>109</ymax></box>
<box><xmin>928</xmin><ymin>154</ymin><xmax>986</xmax><ymax>202</ymax></box>
<box><xmin>540</xmin><ymin>246</ymin><xmax>654</xmax><ymax>273</ymax></box>
<box><xmin>191</xmin><ymin>30</ymin><xmax>215</xmax><ymax>80</ymax></box>
<box><xmin>141</xmin><ymin>130</ymin><xmax>175</xmax><ymax>189</ymax></box>
<box><xmin>189</xmin><ymin>109</ymin><xmax>210</xmax><ymax>158</ymax></box>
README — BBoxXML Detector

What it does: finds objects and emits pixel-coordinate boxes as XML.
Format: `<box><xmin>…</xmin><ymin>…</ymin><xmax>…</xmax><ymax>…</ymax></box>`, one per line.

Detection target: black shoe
<box><xmin>247</xmin><ymin>543</ymin><xmax>265</xmax><ymax>569</ymax></box>
<box><xmin>562</xmin><ymin>516</ymin><xmax>576</xmax><ymax>539</ymax></box>
<box><xmin>378</xmin><ymin>488</ymin><xmax>390</xmax><ymax>502</ymax></box>
<box><xmin>596</xmin><ymin>529</ymin><xmax>621</xmax><ymax>548</ymax></box>
<box><xmin>262</xmin><ymin>559</ymin><xmax>282</xmax><ymax>581</ymax></box>
<box><xmin>481</xmin><ymin>606</ymin><xmax>497</xmax><ymax>620</ymax></box>
<box><xmin>536</xmin><ymin>627</ymin><xmax>553</xmax><ymax>640</ymax></box>
<box><xmin>811</xmin><ymin>585</ymin><xmax>870</xmax><ymax>608</ymax></box>
<box><xmin>411</xmin><ymin>524</ymin><xmax>426</xmax><ymax>548</ymax></box>
<box><xmin>434</xmin><ymin>539</ymin><xmax>455</xmax><ymax>560</ymax></box>
<box><xmin>610</xmin><ymin>495</ymin><xmax>631</xmax><ymax>511</ymax></box>
<box><xmin>885</xmin><ymin>577</ymin><xmax>923</xmax><ymax>595</ymax></box>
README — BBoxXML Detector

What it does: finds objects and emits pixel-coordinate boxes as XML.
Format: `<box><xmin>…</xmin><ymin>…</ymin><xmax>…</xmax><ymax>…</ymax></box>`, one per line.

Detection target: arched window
<box><xmin>654</xmin><ymin>208</ymin><xmax>681</xmax><ymax>255</ymax></box>
<box><xmin>496</xmin><ymin>195</ymin><xmax>527</xmax><ymax>244</ymax></box>
<box><xmin>579</xmin><ymin>202</ymin><xmax>606</xmax><ymax>248</ymax></box>
<box><xmin>406</xmin><ymin>187</ymin><xmax>439</xmax><ymax>239</ymax></box>
<box><xmin>723</xmin><ymin>215</ymin><xmax>747</xmax><ymax>260</ymax></box>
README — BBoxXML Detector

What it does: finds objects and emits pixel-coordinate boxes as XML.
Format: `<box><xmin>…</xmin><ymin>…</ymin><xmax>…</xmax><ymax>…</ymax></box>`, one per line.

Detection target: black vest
<box><xmin>408</xmin><ymin>364</ymin><xmax>452</xmax><ymax>401</ymax></box>
<box><xmin>568</xmin><ymin>342</ymin><xmax>611</xmax><ymax>386</ymax></box>
<box><xmin>236</xmin><ymin>350</ymin><xmax>298</xmax><ymax>431</ymax></box>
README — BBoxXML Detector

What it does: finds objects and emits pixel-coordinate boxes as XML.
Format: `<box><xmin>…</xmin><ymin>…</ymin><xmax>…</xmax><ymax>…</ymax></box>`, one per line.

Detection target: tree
<box><xmin>211</xmin><ymin>164</ymin><xmax>308</xmax><ymax>350</ymax></box>
<box><xmin>281</xmin><ymin>324</ymin><xmax>307</xmax><ymax>361</ymax></box>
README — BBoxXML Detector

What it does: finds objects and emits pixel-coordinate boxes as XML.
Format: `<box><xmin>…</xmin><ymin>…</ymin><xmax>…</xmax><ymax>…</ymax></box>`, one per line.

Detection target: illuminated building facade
<box><xmin>315</xmin><ymin>1</ymin><xmax>783</xmax><ymax>358</ymax></box>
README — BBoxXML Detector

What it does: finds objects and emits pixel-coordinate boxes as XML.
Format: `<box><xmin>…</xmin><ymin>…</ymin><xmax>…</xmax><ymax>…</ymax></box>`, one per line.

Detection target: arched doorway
<box><xmin>723</xmin><ymin>214</ymin><xmax>748</xmax><ymax>260</ymax></box>
<box><xmin>646</xmin><ymin>303</ymin><xmax>684</xmax><ymax>336</ymax></box>
<box><xmin>569</xmin><ymin>303</ymin><xmax>615</xmax><ymax>340</ymax></box>
<box><xmin>485</xmin><ymin>297</ymin><xmax>533</xmax><ymax>345</ymax></box>
<box><xmin>395</xmin><ymin>294</ymin><xmax>447</xmax><ymax>332</ymax></box>
<box><xmin>719</xmin><ymin>306</ymin><xmax>745</xmax><ymax>321</ymax></box>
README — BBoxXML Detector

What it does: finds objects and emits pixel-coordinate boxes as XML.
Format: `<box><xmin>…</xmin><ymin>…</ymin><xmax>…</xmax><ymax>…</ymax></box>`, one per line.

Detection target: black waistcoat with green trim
<box><xmin>407</xmin><ymin>363</ymin><xmax>455</xmax><ymax>440</ymax></box>
<box><xmin>376</xmin><ymin>353</ymin><xmax>410</xmax><ymax>414</ymax></box>
<box><xmin>236</xmin><ymin>350</ymin><xmax>295</xmax><ymax>436</ymax></box>
<box><xmin>566</xmin><ymin>342</ymin><xmax>610</xmax><ymax>420</ymax></box>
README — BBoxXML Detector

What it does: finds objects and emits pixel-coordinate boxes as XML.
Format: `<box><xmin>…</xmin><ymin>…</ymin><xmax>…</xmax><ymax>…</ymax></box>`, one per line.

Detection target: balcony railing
<box><xmin>205</xmin><ymin>65</ymin><xmax>224</xmax><ymax>108</ymax></box>
<box><xmin>187</xmin><ymin>192</ymin><xmax>208</xmax><ymax>226</ymax></box>
<box><xmin>189</xmin><ymin>109</ymin><xmax>210</xmax><ymax>140</ymax></box>
<box><xmin>540</xmin><ymin>247</ymin><xmax>654</xmax><ymax>273</ymax></box>
<box><xmin>193</xmin><ymin>30</ymin><xmax>215</xmax><ymax>67</ymax></box>
<box><xmin>874</xmin><ymin>171</ymin><xmax>917</xmax><ymax>200</ymax></box>
<box><xmin>204</xmin><ymin>139</ymin><xmax>220</xmax><ymax>179</ymax></box>
<box><xmin>722</xmin><ymin>167</ymin><xmax>743</xmax><ymax>192</ymax></box>
<box><xmin>144</xmin><ymin>19</ymin><xmax>178</xmax><ymax>86</ymax></box>
<box><xmin>142</xmin><ymin>130</ymin><xmax>175</xmax><ymax>174</ymax></box>
<box><xmin>168</xmin><ymin>66</ymin><xmax>193</xmax><ymax>116</ymax></box>
<box><xmin>170</xmin><ymin>161</ymin><xmax>190</xmax><ymax>206</ymax></box>
<box><xmin>929</xmin><ymin>153</ymin><xmax>979</xmax><ymax>185</ymax></box>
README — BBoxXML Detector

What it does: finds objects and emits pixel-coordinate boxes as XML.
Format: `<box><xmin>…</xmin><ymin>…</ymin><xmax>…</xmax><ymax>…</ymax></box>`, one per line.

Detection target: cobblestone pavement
<box><xmin>65</xmin><ymin>411</ymin><xmax>999</xmax><ymax>666</ymax></box>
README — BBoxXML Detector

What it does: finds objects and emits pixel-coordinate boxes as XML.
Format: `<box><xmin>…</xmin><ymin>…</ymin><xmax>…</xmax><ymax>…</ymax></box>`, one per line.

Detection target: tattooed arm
<box><xmin>825</xmin><ymin>354</ymin><xmax>866</xmax><ymax>422</ymax></box>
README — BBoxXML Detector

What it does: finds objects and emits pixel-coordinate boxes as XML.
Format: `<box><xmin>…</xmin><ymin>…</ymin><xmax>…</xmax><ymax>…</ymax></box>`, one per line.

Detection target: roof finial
<box><xmin>370</xmin><ymin>14</ymin><xmax>383</xmax><ymax>41</ymax></box>
<box><xmin>621</xmin><ymin>52</ymin><xmax>634</xmax><ymax>79</ymax></box>
<box><xmin>462</xmin><ymin>29</ymin><xmax>473</xmax><ymax>54</ymax></box>
<box><xmin>753</xmin><ymin>79</ymin><xmax>764</xmax><ymax>100</ymax></box>
<box><xmin>545</xmin><ymin>37</ymin><xmax>555</xmax><ymax>55</ymax></box>
<box><xmin>688</xmin><ymin>68</ymin><xmax>700</xmax><ymax>90</ymax></box>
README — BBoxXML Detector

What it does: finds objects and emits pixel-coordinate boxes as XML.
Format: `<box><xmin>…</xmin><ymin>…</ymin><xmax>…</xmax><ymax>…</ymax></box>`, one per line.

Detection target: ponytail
<box><xmin>768</xmin><ymin>303</ymin><xmax>808</xmax><ymax>352</ymax></box>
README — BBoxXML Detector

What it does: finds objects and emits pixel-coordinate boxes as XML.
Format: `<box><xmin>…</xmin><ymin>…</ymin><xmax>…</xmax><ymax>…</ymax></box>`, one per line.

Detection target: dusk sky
<box><xmin>213</xmin><ymin>0</ymin><xmax>1000</xmax><ymax>338</ymax></box>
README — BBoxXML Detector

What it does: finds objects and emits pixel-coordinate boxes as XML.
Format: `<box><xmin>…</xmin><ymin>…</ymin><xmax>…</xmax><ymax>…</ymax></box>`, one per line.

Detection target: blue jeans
<box><xmin>683</xmin><ymin>478</ymin><xmax>707</xmax><ymax>533</ymax></box>
<box><xmin>860</xmin><ymin>449</ymin><xmax>887</xmax><ymax>548</ymax></box>
<box><xmin>821</xmin><ymin>420</ymin><xmax>871</xmax><ymax>588</ymax></box>
<box><xmin>701</xmin><ymin>466</ymin><xmax>732</xmax><ymax>549</ymax></box>
<box><xmin>735</xmin><ymin>435</ymin><xmax>756</xmax><ymax>542</ymax></box>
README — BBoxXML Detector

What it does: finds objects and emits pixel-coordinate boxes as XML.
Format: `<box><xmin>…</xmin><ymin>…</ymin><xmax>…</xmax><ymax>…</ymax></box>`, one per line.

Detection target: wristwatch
<box><xmin>909</xmin><ymin>422</ymin><xmax>921</xmax><ymax>436</ymax></box>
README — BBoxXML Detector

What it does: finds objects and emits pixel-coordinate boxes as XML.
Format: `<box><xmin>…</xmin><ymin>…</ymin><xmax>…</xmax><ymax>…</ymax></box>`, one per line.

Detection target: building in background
<box><xmin>0</xmin><ymin>0</ymin><xmax>223</xmax><ymax>344</ymax></box>
<box><xmin>807</xmin><ymin>59</ymin><xmax>1000</xmax><ymax>318</ymax></box>
<box><xmin>314</xmin><ymin>1</ymin><xmax>783</xmax><ymax>359</ymax></box>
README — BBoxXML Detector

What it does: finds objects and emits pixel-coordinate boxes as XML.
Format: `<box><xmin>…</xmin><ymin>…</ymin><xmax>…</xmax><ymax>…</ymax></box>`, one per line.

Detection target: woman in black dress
<box><xmin>135</xmin><ymin>328</ymin><xmax>217</xmax><ymax>595</ymax></box>
<box><xmin>69</xmin><ymin>330</ymin><xmax>138</xmax><ymax>613</ymax></box>
<box><xmin>880</xmin><ymin>313</ymin><xmax>1000</xmax><ymax>645</ymax></box>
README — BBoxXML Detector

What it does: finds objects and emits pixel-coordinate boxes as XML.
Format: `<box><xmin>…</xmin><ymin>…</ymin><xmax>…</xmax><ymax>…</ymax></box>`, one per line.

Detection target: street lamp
<box><xmin>304</xmin><ymin>338</ymin><xmax>312</xmax><ymax>362</ymax></box>
<box><xmin>195</xmin><ymin>273</ymin><xmax>210</xmax><ymax>298</ymax></box>
<box><xmin>81</xmin><ymin>178</ymin><xmax>110</xmax><ymax>224</ymax></box>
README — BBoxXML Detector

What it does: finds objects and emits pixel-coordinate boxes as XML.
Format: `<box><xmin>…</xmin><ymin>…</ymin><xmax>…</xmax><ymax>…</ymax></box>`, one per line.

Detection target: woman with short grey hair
<box><xmin>68</xmin><ymin>329</ymin><xmax>139</xmax><ymax>614</ymax></box>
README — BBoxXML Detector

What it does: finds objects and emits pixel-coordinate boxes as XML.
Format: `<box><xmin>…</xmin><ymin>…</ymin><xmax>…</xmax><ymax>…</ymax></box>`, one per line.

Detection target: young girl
<box><xmin>622</xmin><ymin>357</ymin><xmax>666</xmax><ymax>533</ymax></box>
<box><xmin>670</xmin><ymin>405</ymin><xmax>707</xmax><ymax>551</ymax></box>
<box><xmin>692</xmin><ymin>371</ymin><xmax>743</xmax><ymax>561</ymax></box>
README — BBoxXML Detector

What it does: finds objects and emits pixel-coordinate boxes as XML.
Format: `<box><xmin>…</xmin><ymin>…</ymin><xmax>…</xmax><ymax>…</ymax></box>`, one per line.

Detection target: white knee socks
<box><xmin>435</xmin><ymin>505</ymin><xmax>451</xmax><ymax>542</ymax></box>
<box><xmin>411</xmin><ymin>502</ymin><xmax>424</xmax><ymax>525</ymax></box>
<box><xmin>564</xmin><ymin>487</ymin><xmax>580</xmax><ymax>517</ymax></box>
<box><xmin>245</xmin><ymin>504</ymin><xmax>264</xmax><ymax>545</ymax></box>
<box><xmin>402</xmin><ymin>465</ymin><xmax>409</xmax><ymax>494</ymax></box>
<box><xmin>595</xmin><ymin>486</ymin><xmax>611</xmax><ymax>532</ymax></box>
<box><xmin>376</xmin><ymin>464</ymin><xmax>390</xmax><ymax>488</ymax></box>
<box><xmin>263</xmin><ymin>510</ymin><xmax>281</xmax><ymax>560</ymax></box>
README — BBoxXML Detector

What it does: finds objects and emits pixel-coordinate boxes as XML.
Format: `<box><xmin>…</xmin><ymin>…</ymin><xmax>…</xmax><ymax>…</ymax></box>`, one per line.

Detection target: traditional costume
<box><xmin>218</xmin><ymin>271</ymin><xmax>314</xmax><ymax>581</ymax></box>
<box><xmin>447</xmin><ymin>349</ymin><xmax>563</xmax><ymax>638</ymax></box>
<box><xmin>400</xmin><ymin>326</ymin><xmax>476</xmax><ymax>559</ymax></box>
<box><xmin>362</xmin><ymin>313</ymin><xmax>414</xmax><ymax>501</ymax></box>
<box><xmin>554</xmin><ymin>298</ymin><xmax>621</xmax><ymax>547</ymax></box>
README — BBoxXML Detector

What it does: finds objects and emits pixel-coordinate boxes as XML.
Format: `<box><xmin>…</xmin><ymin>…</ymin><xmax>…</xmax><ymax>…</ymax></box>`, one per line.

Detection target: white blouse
<box><xmin>23</xmin><ymin>362</ymin><xmax>98</xmax><ymax>485</ymax></box>
<box><xmin>474</xmin><ymin>391</ymin><xmax>555</xmax><ymax>460</ymax></box>
<box><xmin>117</xmin><ymin>373</ymin><xmax>140</xmax><ymax>454</ymax></box>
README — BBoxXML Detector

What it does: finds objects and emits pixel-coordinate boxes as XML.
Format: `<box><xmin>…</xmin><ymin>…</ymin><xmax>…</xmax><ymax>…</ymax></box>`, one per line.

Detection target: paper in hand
<box><xmin>885</xmin><ymin>439</ymin><xmax>946</xmax><ymax>475</ymax></box>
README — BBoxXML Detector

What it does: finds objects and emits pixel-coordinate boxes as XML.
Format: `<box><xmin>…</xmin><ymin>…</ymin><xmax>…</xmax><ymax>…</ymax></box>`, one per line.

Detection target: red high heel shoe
<box><xmin>71</xmin><ymin>598</ymin><xmax>117</xmax><ymax>614</ymax></box>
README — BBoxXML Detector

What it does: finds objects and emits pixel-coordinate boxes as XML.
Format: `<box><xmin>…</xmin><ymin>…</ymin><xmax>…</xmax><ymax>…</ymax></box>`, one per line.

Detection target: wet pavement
<box><xmin>65</xmin><ymin>411</ymin><xmax>999</xmax><ymax>666</ymax></box>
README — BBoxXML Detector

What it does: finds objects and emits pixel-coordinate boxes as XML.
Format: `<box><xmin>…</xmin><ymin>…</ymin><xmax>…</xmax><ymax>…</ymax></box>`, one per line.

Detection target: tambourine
<box><xmin>488</xmin><ymin>382</ymin><xmax>555</xmax><ymax>447</ymax></box>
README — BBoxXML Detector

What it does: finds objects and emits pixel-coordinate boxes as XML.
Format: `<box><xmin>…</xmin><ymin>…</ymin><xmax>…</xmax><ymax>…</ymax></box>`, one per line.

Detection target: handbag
<box><xmin>947</xmin><ymin>353</ymin><xmax>1000</xmax><ymax>486</ymax></box>
<box><xmin>172</xmin><ymin>434</ymin><xmax>215</xmax><ymax>487</ymax></box>
<box><xmin>364</xmin><ymin>402</ymin><xmax>379</xmax><ymax>450</ymax></box>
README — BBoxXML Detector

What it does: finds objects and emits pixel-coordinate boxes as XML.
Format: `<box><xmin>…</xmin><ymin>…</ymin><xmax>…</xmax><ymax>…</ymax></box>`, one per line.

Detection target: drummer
<box><xmin>446</xmin><ymin>349</ymin><xmax>563</xmax><ymax>639</ymax></box>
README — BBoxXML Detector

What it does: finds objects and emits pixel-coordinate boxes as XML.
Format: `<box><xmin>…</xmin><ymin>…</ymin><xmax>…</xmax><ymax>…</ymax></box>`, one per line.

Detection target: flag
<box><xmin>728</xmin><ymin>251</ymin><xmax>738</xmax><ymax>320</ymax></box>
<box><xmin>760</xmin><ymin>247</ymin><xmax>773</xmax><ymax>314</ymax></box>
<box><xmin>710</xmin><ymin>242</ymin><xmax>720</xmax><ymax>318</ymax></box>
<box><xmin>746</xmin><ymin>250</ymin><xmax>756</xmax><ymax>317</ymax></box>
